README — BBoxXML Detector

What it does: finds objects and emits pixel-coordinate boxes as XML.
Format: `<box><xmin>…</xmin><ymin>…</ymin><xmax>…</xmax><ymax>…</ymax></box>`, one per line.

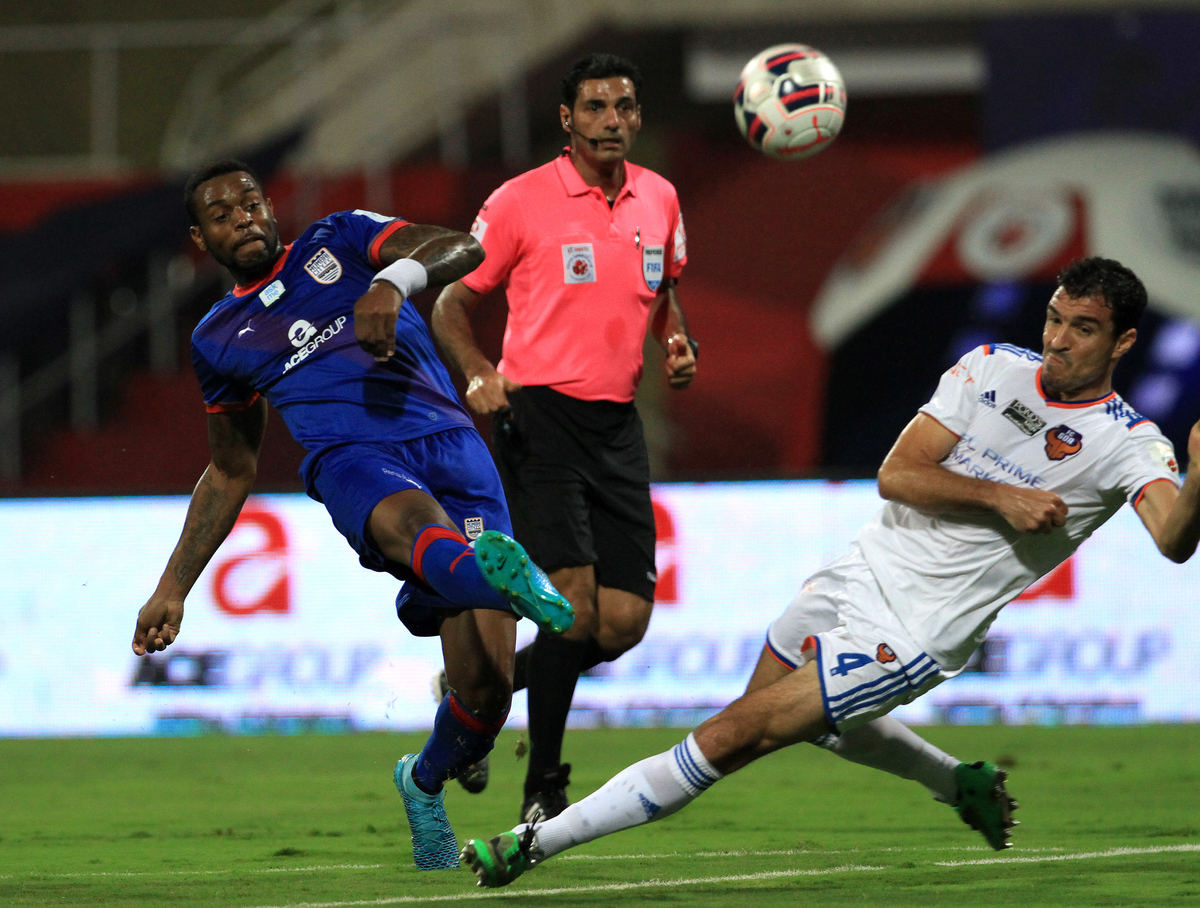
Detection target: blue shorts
<box><xmin>306</xmin><ymin>428</ymin><xmax>512</xmax><ymax>635</ymax></box>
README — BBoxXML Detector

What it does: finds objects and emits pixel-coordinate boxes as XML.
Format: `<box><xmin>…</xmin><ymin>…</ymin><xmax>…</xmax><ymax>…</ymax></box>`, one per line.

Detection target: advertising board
<box><xmin>0</xmin><ymin>481</ymin><xmax>1195</xmax><ymax>736</ymax></box>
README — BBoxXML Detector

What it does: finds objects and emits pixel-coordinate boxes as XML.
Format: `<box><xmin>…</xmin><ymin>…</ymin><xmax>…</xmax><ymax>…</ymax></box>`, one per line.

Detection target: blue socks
<box><xmin>413</xmin><ymin>691</ymin><xmax>506</xmax><ymax>793</ymax></box>
<box><xmin>411</xmin><ymin>524</ymin><xmax>510</xmax><ymax>612</ymax></box>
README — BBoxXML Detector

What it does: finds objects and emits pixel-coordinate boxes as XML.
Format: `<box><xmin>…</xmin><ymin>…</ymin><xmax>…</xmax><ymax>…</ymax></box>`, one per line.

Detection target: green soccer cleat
<box><xmin>954</xmin><ymin>760</ymin><xmax>1019</xmax><ymax>850</ymax></box>
<box><xmin>394</xmin><ymin>753</ymin><xmax>460</xmax><ymax>870</ymax></box>
<box><xmin>461</xmin><ymin>827</ymin><xmax>542</xmax><ymax>888</ymax></box>
<box><xmin>474</xmin><ymin>531</ymin><xmax>574</xmax><ymax>634</ymax></box>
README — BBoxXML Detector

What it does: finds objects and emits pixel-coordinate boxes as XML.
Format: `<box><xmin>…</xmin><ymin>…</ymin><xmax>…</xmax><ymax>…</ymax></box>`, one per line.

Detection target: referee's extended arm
<box><xmin>433</xmin><ymin>279</ymin><xmax>523</xmax><ymax>416</ymax></box>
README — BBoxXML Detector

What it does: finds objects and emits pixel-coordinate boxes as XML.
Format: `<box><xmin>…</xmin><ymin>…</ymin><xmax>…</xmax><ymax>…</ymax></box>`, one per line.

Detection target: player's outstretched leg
<box><xmin>954</xmin><ymin>760</ymin><xmax>1019</xmax><ymax>850</ymax></box>
<box><xmin>431</xmin><ymin>669</ymin><xmax>489</xmax><ymax>794</ymax></box>
<box><xmin>474</xmin><ymin>530</ymin><xmax>574</xmax><ymax>634</ymax></box>
<box><xmin>462</xmin><ymin>733</ymin><xmax>722</xmax><ymax>887</ymax></box>
<box><xmin>394</xmin><ymin>753</ymin><xmax>460</xmax><ymax>870</ymax></box>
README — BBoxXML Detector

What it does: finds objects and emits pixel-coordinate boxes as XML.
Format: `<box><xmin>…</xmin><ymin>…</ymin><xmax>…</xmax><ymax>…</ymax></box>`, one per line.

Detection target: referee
<box><xmin>433</xmin><ymin>53</ymin><xmax>697</xmax><ymax>822</ymax></box>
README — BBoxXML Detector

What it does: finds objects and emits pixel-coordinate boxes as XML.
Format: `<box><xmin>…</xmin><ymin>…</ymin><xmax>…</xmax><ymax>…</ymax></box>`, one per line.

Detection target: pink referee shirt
<box><xmin>461</xmin><ymin>151</ymin><xmax>687</xmax><ymax>402</ymax></box>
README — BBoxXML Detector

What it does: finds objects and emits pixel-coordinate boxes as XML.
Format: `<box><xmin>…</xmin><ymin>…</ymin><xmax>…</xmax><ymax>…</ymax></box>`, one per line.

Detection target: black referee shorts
<box><xmin>492</xmin><ymin>385</ymin><xmax>657</xmax><ymax>602</ymax></box>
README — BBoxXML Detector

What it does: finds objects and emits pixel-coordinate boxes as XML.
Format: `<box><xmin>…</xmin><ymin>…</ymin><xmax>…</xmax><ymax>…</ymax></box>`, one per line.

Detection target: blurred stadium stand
<box><xmin>3</xmin><ymin>1</ymin><xmax>1200</xmax><ymax>494</ymax></box>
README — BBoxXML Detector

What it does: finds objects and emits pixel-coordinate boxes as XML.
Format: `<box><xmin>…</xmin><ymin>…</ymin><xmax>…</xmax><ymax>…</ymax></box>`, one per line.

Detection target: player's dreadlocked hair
<box><xmin>184</xmin><ymin>159</ymin><xmax>264</xmax><ymax>225</ymax></box>
<box><xmin>561</xmin><ymin>53</ymin><xmax>644</xmax><ymax>108</ymax></box>
<box><xmin>1057</xmin><ymin>256</ymin><xmax>1148</xmax><ymax>336</ymax></box>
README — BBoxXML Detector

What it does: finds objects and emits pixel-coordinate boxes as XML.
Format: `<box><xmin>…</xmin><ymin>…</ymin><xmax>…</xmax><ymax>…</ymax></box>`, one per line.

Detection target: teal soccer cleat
<box><xmin>394</xmin><ymin>753</ymin><xmax>459</xmax><ymax>870</ymax></box>
<box><xmin>954</xmin><ymin>760</ymin><xmax>1019</xmax><ymax>850</ymax></box>
<box><xmin>474</xmin><ymin>531</ymin><xmax>574</xmax><ymax>634</ymax></box>
<box><xmin>461</xmin><ymin>826</ymin><xmax>542</xmax><ymax>888</ymax></box>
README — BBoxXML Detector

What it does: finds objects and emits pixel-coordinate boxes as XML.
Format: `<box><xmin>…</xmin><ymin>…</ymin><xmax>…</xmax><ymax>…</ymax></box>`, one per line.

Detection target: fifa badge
<box><xmin>642</xmin><ymin>245</ymin><xmax>665</xmax><ymax>291</ymax></box>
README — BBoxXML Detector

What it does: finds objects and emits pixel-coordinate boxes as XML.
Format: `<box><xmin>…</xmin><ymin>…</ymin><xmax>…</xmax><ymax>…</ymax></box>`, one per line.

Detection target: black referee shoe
<box><xmin>520</xmin><ymin>763</ymin><xmax>571</xmax><ymax>823</ymax></box>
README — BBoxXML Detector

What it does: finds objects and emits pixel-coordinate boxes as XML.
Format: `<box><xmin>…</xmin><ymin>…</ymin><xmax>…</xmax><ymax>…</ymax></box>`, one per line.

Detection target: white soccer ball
<box><xmin>734</xmin><ymin>43</ymin><xmax>846</xmax><ymax>160</ymax></box>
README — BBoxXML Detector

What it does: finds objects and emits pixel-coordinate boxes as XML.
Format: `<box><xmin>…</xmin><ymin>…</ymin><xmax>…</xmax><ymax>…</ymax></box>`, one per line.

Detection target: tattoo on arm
<box><xmin>379</xmin><ymin>224</ymin><xmax>484</xmax><ymax>286</ymax></box>
<box><xmin>167</xmin><ymin>401</ymin><xmax>266</xmax><ymax>591</ymax></box>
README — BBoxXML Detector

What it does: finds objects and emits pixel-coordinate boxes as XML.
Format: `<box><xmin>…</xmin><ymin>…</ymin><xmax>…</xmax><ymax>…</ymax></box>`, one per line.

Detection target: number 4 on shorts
<box><xmin>829</xmin><ymin>652</ymin><xmax>874</xmax><ymax>676</ymax></box>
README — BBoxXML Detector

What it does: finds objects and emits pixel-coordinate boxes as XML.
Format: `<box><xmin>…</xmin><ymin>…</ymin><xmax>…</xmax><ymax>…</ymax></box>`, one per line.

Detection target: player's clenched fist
<box><xmin>996</xmin><ymin>486</ymin><xmax>1068</xmax><ymax>534</ymax></box>
<box><xmin>132</xmin><ymin>596</ymin><xmax>184</xmax><ymax>655</ymax></box>
<box><xmin>354</xmin><ymin>283</ymin><xmax>403</xmax><ymax>361</ymax></box>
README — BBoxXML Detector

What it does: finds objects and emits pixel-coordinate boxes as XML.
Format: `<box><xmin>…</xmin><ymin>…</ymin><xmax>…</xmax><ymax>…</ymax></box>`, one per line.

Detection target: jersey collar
<box><xmin>1035</xmin><ymin>366</ymin><xmax>1118</xmax><ymax>408</ymax></box>
<box><xmin>555</xmin><ymin>148</ymin><xmax>638</xmax><ymax>201</ymax></box>
<box><xmin>231</xmin><ymin>243</ymin><xmax>293</xmax><ymax>298</ymax></box>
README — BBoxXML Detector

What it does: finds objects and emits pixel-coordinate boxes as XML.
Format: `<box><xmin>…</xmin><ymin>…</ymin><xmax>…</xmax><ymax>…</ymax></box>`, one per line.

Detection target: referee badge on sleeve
<box><xmin>562</xmin><ymin>243</ymin><xmax>596</xmax><ymax>283</ymax></box>
<box><xmin>642</xmin><ymin>245</ymin><xmax>665</xmax><ymax>291</ymax></box>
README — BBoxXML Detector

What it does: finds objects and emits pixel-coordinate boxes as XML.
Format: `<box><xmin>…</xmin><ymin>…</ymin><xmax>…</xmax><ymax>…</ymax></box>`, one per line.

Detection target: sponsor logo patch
<box><xmin>470</xmin><ymin>216</ymin><xmax>488</xmax><ymax>244</ymax></box>
<box><xmin>1002</xmin><ymin>398</ymin><xmax>1047</xmax><ymax>436</ymax></box>
<box><xmin>1044</xmin><ymin>425</ymin><xmax>1084</xmax><ymax>461</ymax></box>
<box><xmin>259</xmin><ymin>279</ymin><xmax>285</xmax><ymax>307</ymax></box>
<box><xmin>673</xmin><ymin>214</ymin><xmax>687</xmax><ymax>262</ymax></box>
<box><xmin>978</xmin><ymin>389</ymin><xmax>996</xmax><ymax>408</ymax></box>
<box><xmin>1147</xmin><ymin>439</ymin><xmax>1180</xmax><ymax>475</ymax></box>
<box><xmin>463</xmin><ymin>517</ymin><xmax>484</xmax><ymax>539</ymax></box>
<box><xmin>562</xmin><ymin>243</ymin><xmax>596</xmax><ymax>283</ymax></box>
<box><xmin>288</xmin><ymin>320</ymin><xmax>317</xmax><ymax>347</ymax></box>
<box><xmin>304</xmin><ymin>247</ymin><xmax>342</xmax><ymax>284</ymax></box>
<box><xmin>876</xmin><ymin>643</ymin><xmax>897</xmax><ymax>664</ymax></box>
<box><xmin>283</xmin><ymin>316</ymin><xmax>347</xmax><ymax>373</ymax></box>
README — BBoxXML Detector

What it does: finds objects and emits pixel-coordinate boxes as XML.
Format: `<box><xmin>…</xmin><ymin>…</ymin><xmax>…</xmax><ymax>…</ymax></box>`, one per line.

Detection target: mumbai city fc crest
<box><xmin>463</xmin><ymin>517</ymin><xmax>484</xmax><ymax>539</ymax></box>
<box><xmin>1002</xmin><ymin>398</ymin><xmax>1047</xmax><ymax>436</ymax></box>
<box><xmin>304</xmin><ymin>247</ymin><xmax>342</xmax><ymax>284</ymax></box>
<box><xmin>642</xmin><ymin>245</ymin><xmax>665</xmax><ymax>291</ymax></box>
<box><xmin>562</xmin><ymin>243</ymin><xmax>596</xmax><ymax>283</ymax></box>
<box><xmin>1045</xmin><ymin>425</ymin><xmax>1083</xmax><ymax>461</ymax></box>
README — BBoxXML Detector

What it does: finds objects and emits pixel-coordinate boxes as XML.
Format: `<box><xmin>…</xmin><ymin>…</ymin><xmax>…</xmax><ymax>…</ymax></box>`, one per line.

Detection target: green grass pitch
<box><xmin>1</xmin><ymin>725</ymin><xmax>1197</xmax><ymax>907</ymax></box>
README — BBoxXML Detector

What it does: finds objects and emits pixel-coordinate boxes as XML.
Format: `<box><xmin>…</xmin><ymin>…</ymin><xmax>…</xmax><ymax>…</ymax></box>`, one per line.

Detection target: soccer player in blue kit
<box><xmin>130</xmin><ymin>160</ymin><xmax>574</xmax><ymax>871</ymax></box>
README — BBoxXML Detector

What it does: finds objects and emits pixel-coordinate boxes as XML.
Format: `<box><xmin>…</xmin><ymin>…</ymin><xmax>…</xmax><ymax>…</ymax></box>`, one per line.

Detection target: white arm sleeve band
<box><xmin>372</xmin><ymin>257</ymin><xmax>428</xmax><ymax>299</ymax></box>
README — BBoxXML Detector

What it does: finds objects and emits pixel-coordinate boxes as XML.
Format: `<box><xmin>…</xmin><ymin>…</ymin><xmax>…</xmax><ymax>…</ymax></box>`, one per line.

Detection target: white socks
<box><xmin>813</xmin><ymin>715</ymin><xmax>959</xmax><ymax>803</ymax></box>
<box><xmin>531</xmin><ymin>733</ymin><xmax>723</xmax><ymax>859</ymax></box>
<box><xmin>518</xmin><ymin>719</ymin><xmax>958</xmax><ymax>863</ymax></box>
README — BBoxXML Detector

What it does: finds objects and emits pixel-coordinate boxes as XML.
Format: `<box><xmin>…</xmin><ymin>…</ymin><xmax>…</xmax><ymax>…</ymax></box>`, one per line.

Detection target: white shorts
<box><xmin>766</xmin><ymin>543</ymin><xmax>953</xmax><ymax>732</ymax></box>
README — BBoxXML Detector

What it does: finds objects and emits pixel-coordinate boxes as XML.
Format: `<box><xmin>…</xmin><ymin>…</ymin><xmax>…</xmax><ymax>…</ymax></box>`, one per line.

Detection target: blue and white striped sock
<box><xmin>531</xmin><ymin>733</ymin><xmax>724</xmax><ymax>859</ymax></box>
<box><xmin>669</xmin><ymin>733</ymin><xmax>723</xmax><ymax>796</ymax></box>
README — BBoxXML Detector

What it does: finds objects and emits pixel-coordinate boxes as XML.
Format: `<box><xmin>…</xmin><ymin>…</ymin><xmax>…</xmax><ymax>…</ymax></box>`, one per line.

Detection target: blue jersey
<box><xmin>190</xmin><ymin>209</ymin><xmax>476</xmax><ymax>483</ymax></box>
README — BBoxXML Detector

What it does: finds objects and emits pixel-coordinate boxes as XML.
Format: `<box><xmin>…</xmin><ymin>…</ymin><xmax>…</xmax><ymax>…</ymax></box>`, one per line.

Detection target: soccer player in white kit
<box><xmin>462</xmin><ymin>256</ymin><xmax>1200</xmax><ymax>886</ymax></box>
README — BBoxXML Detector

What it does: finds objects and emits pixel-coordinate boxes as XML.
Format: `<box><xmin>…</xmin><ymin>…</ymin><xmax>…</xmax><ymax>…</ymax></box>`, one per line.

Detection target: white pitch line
<box><xmin>0</xmin><ymin>845</ymin><xmax>992</xmax><ymax>881</ymax></box>
<box><xmin>934</xmin><ymin>843</ymin><xmax>1200</xmax><ymax>866</ymax></box>
<box><xmin>249</xmin><ymin>843</ymin><xmax>1200</xmax><ymax>908</ymax></box>
<box><xmin>247</xmin><ymin>865</ymin><xmax>888</xmax><ymax>908</ymax></box>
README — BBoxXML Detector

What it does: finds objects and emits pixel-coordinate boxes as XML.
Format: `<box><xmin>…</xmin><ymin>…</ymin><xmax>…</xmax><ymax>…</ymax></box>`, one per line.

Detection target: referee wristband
<box><xmin>372</xmin><ymin>258</ymin><xmax>428</xmax><ymax>299</ymax></box>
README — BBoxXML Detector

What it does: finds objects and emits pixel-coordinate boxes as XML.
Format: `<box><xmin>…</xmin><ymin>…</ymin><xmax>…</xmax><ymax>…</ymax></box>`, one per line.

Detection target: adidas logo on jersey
<box><xmin>978</xmin><ymin>390</ymin><xmax>997</xmax><ymax>408</ymax></box>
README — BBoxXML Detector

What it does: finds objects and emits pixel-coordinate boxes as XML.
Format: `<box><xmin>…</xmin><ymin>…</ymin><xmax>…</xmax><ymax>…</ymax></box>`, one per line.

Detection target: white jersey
<box><xmin>856</xmin><ymin>343</ymin><xmax>1180</xmax><ymax>671</ymax></box>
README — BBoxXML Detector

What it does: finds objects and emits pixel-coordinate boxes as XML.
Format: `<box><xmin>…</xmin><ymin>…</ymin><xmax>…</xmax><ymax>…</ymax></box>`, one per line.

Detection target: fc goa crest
<box><xmin>1045</xmin><ymin>424</ymin><xmax>1083</xmax><ymax>461</ymax></box>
